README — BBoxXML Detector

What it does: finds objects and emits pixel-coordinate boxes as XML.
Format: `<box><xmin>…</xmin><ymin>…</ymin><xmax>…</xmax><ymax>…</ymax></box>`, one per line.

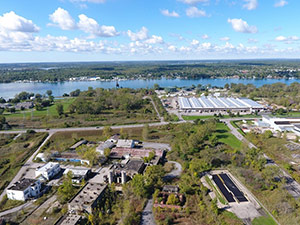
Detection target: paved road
<box><xmin>163</xmin><ymin>161</ymin><xmax>182</xmax><ymax>182</ymax></box>
<box><xmin>223</xmin><ymin>118</ymin><xmax>300</xmax><ymax>199</ymax></box>
<box><xmin>0</xmin><ymin>201</ymin><xmax>32</xmax><ymax>217</ymax></box>
<box><xmin>0</xmin><ymin>133</ymin><xmax>53</xmax><ymax>202</ymax></box>
<box><xmin>140</xmin><ymin>199</ymin><xmax>155</xmax><ymax>225</ymax></box>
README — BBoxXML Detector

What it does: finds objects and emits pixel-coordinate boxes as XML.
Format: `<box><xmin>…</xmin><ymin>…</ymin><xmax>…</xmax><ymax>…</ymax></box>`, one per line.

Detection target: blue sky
<box><xmin>0</xmin><ymin>0</ymin><xmax>298</xmax><ymax>62</ymax></box>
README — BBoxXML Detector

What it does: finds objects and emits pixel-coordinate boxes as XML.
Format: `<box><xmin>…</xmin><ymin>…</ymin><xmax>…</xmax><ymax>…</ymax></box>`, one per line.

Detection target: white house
<box><xmin>116</xmin><ymin>139</ymin><xmax>135</xmax><ymax>148</ymax></box>
<box><xmin>35</xmin><ymin>162</ymin><xmax>61</xmax><ymax>180</ymax></box>
<box><xmin>7</xmin><ymin>178</ymin><xmax>41</xmax><ymax>201</ymax></box>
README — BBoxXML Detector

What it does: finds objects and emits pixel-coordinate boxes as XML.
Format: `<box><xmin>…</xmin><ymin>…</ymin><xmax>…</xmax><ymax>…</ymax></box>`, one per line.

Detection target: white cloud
<box><xmin>0</xmin><ymin>11</ymin><xmax>39</xmax><ymax>33</ymax></box>
<box><xmin>168</xmin><ymin>45</ymin><xmax>177</xmax><ymax>52</ymax></box>
<box><xmin>228</xmin><ymin>18</ymin><xmax>258</xmax><ymax>33</ymax></box>
<box><xmin>49</xmin><ymin>8</ymin><xmax>118</xmax><ymax>37</ymax></box>
<box><xmin>220</xmin><ymin>37</ymin><xmax>230</xmax><ymax>41</ymax></box>
<box><xmin>274</xmin><ymin>0</ymin><xmax>288</xmax><ymax>7</ymax></box>
<box><xmin>186</xmin><ymin>7</ymin><xmax>207</xmax><ymax>17</ymax></box>
<box><xmin>144</xmin><ymin>35</ymin><xmax>164</xmax><ymax>44</ymax></box>
<box><xmin>178</xmin><ymin>0</ymin><xmax>209</xmax><ymax>5</ymax></box>
<box><xmin>275</xmin><ymin>35</ymin><xmax>299</xmax><ymax>43</ymax></box>
<box><xmin>70</xmin><ymin>0</ymin><xmax>106</xmax><ymax>4</ymax></box>
<box><xmin>77</xmin><ymin>14</ymin><xmax>118</xmax><ymax>37</ymax></box>
<box><xmin>161</xmin><ymin>9</ymin><xmax>180</xmax><ymax>18</ymax></box>
<box><xmin>191</xmin><ymin>39</ymin><xmax>200</xmax><ymax>45</ymax></box>
<box><xmin>127</xmin><ymin>27</ymin><xmax>149</xmax><ymax>41</ymax></box>
<box><xmin>49</xmin><ymin>8</ymin><xmax>76</xmax><ymax>30</ymax></box>
<box><xmin>243</xmin><ymin>0</ymin><xmax>258</xmax><ymax>10</ymax></box>
<box><xmin>202</xmin><ymin>34</ymin><xmax>209</xmax><ymax>39</ymax></box>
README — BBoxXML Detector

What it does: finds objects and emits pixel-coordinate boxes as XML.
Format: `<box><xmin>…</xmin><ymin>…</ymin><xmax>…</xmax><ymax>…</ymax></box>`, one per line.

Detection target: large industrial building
<box><xmin>178</xmin><ymin>96</ymin><xmax>264</xmax><ymax>112</ymax></box>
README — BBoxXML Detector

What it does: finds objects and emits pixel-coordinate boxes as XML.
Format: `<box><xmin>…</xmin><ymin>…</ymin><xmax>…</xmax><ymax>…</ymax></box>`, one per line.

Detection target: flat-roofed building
<box><xmin>7</xmin><ymin>178</ymin><xmax>41</xmax><ymax>201</ymax></box>
<box><xmin>63</xmin><ymin>168</ymin><xmax>91</xmax><ymax>184</ymax></box>
<box><xmin>178</xmin><ymin>96</ymin><xmax>264</xmax><ymax>112</ymax></box>
<box><xmin>58</xmin><ymin>214</ymin><xmax>82</xmax><ymax>225</ymax></box>
<box><xmin>68</xmin><ymin>182</ymin><xmax>107</xmax><ymax>214</ymax></box>
<box><xmin>35</xmin><ymin>162</ymin><xmax>61</xmax><ymax>180</ymax></box>
<box><xmin>116</xmin><ymin>139</ymin><xmax>136</xmax><ymax>148</ymax></box>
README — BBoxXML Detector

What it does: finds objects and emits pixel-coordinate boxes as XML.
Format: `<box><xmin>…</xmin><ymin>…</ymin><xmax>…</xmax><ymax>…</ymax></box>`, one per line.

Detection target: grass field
<box><xmin>252</xmin><ymin>215</ymin><xmax>277</xmax><ymax>225</ymax></box>
<box><xmin>215</xmin><ymin>123</ymin><xmax>242</xmax><ymax>149</ymax></box>
<box><xmin>5</xmin><ymin>97</ymin><xmax>159</xmax><ymax>129</ymax></box>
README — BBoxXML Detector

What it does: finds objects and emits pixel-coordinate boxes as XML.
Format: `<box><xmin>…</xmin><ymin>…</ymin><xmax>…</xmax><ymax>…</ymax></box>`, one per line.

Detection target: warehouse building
<box><xmin>178</xmin><ymin>96</ymin><xmax>264</xmax><ymax>112</ymax></box>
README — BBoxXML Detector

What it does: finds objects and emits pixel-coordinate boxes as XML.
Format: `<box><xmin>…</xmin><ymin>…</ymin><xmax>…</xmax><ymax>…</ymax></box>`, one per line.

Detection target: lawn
<box><xmin>215</xmin><ymin>123</ymin><xmax>242</xmax><ymax>149</ymax></box>
<box><xmin>4</xmin><ymin>98</ymin><xmax>75</xmax><ymax>118</ymax></box>
<box><xmin>252</xmin><ymin>216</ymin><xmax>277</xmax><ymax>225</ymax></box>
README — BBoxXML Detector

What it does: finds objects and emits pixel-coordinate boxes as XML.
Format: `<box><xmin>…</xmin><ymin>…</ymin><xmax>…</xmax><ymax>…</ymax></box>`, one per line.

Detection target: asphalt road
<box><xmin>0</xmin><ymin>201</ymin><xmax>31</xmax><ymax>217</ymax></box>
<box><xmin>140</xmin><ymin>199</ymin><xmax>156</xmax><ymax>225</ymax></box>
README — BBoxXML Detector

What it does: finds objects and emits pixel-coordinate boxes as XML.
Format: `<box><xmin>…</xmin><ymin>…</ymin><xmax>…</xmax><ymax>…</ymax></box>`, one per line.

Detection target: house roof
<box><xmin>8</xmin><ymin>178</ymin><xmax>38</xmax><ymax>191</ymax></box>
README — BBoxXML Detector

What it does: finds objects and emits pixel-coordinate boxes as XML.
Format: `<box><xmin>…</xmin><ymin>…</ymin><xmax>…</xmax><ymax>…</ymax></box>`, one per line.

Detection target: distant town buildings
<box><xmin>6</xmin><ymin>178</ymin><xmax>41</xmax><ymax>201</ymax></box>
<box><xmin>35</xmin><ymin>162</ymin><xmax>61</xmax><ymax>180</ymax></box>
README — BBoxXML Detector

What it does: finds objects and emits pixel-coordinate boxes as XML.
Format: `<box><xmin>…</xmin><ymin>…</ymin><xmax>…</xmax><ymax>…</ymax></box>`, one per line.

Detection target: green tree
<box><xmin>56</xmin><ymin>103</ymin><xmax>64</xmax><ymax>116</ymax></box>
<box><xmin>46</xmin><ymin>90</ymin><xmax>52</xmax><ymax>97</ymax></box>
<box><xmin>103</xmin><ymin>126</ymin><xmax>112</xmax><ymax>139</ymax></box>
<box><xmin>144</xmin><ymin>165</ymin><xmax>165</xmax><ymax>191</ymax></box>
<box><xmin>130</xmin><ymin>174</ymin><xmax>148</xmax><ymax>198</ymax></box>
<box><xmin>166</xmin><ymin>194</ymin><xmax>180</xmax><ymax>205</ymax></box>
<box><xmin>57</xmin><ymin>175</ymin><xmax>76</xmax><ymax>203</ymax></box>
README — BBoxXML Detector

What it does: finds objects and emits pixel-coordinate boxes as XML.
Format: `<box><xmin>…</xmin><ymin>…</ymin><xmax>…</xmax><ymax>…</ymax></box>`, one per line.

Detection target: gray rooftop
<box><xmin>8</xmin><ymin>178</ymin><xmax>38</xmax><ymax>191</ymax></box>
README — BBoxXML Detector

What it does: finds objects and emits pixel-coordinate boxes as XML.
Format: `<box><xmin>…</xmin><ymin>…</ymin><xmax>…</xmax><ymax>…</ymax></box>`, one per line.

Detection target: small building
<box><xmin>96</xmin><ymin>140</ymin><xmax>116</xmax><ymax>155</ymax></box>
<box><xmin>68</xmin><ymin>183</ymin><xmax>107</xmax><ymax>214</ymax></box>
<box><xmin>35</xmin><ymin>162</ymin><xmax>61</xmax><ymax>180</ymax></box>
<box><xmin>124</xmin><ymin>160</ymin><xmax>146</xmax><ymax>177</ymax></box>
<box><xmin>116</xmin><ymin>139</ymin><xmax>135</xmax><ymax>148</ymax></box>
<box><xmin>6</xmin><ymin>178</ymin><xmax>41</xmax><ymax>201</ymax></box>
<box><xmin>63</xmin><ymin>168</ymin><xmax>91</xmax><ymax>184</ymax></box>
<box><xmin>58</xmin><ymin>214</ymin><xmax>82</xmax><ymax>225</ymax></box>
<box><xmin>162</xmin><ymin>185</ymin><xmax>179</xmax><ymax>193</ymax></box>
<box><xmin>15</xmin><ymin>101</ymin><xmax>34</xmax><ymax>110</ymax></box>
<box><xmin>35</xmin><ymin>153</ymin><xmax>49</xmax><ymax>162</ymax></box>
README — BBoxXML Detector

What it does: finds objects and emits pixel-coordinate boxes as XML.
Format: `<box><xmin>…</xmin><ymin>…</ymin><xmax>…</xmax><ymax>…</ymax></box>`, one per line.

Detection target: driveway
<box><xmin>163</xmin><ymin>161</ymin><xmax>182</xmax><ymax>182</ymax></box>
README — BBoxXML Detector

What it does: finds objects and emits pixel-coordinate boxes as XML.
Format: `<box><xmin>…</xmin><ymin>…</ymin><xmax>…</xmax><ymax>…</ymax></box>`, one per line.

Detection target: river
<box><xmin>1</xmin><ymin>77</ymin><xmax>300</xmax><ymax>99</ymax></box>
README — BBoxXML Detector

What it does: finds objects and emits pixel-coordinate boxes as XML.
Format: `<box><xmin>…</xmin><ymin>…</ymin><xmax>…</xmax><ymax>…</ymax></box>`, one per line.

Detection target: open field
<box><xmin>215</xmin><ymin>123</ymin><xmax>242</xmax><ymax>149</ymax></box>
<box><xmin>5</xmin><ymin>97</ymin><xmax>159</xmax><ymax>129</ymax></box>
<box><xmin>252</xmin><ymin>215</ymin><xmax>277</xmax><ymax>225</ymax></box>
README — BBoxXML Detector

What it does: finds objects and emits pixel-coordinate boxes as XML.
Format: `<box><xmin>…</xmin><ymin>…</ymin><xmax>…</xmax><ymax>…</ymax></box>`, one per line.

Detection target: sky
<box><xmin>0</xmin><ymin>0</ymin><xmax>299</xmax><ymax>63</ymax></box>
